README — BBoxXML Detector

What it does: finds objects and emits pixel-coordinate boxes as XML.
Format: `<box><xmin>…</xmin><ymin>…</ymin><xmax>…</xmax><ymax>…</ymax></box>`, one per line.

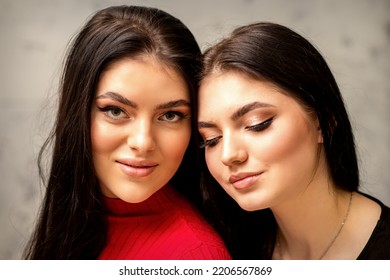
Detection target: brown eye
<box><xmin>109</xmin><ymin>108</ymin><xmax>123</xmax><ymax>117</ymax></box>
<box><xmin>158</xmin><ymin>111</ymin><xmax>189</xmax><ymax>123</ymax></box>
<box><xmin>98</xmin><ymin>106</ymin><xmax>127</xmax><ymax>120</ymax></box>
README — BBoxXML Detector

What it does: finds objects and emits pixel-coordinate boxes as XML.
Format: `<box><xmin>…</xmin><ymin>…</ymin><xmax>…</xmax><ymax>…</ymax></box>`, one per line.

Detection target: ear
<box><xmin>317</xmin><ymin>127</ymin><xmax>323</xmax><ymax>143</ymax></box>
<box><xmin>315</xmin><ymin>118</ymin><xmax>323</xmax><ymax>143</ymax></box>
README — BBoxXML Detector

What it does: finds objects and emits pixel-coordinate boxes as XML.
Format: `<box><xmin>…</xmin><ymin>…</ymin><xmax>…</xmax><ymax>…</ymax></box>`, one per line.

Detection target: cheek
<box><xmin>161</xmin><ymin>126</ymin><xmax>191</xmax><ymax>161</ymax></box>
<box><xmin>91</xmin><ymin>121</ymin><xmax>120</xmax><ymax>156</ymax></box>
<box><xmin>259</xmin><ymin>118</ymin><xmax>318</xmax><ymax>166</ymax></box>
<box><xmin>205</xmin><ymin>150</ymin><xmax>223</xmax><ymax>180</ymax></box>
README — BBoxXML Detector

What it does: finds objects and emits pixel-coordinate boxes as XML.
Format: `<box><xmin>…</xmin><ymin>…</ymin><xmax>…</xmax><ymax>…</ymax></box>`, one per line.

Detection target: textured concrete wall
<box><xmin>1</xmin><ymin>0</ymin><xmax>389</xmax><ymax>259</ymax></box>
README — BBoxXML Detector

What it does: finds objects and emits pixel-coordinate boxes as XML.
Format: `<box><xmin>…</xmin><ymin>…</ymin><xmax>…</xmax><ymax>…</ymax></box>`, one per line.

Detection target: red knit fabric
<box><xmin>98</xmin><ymin>185</ymin><xmax>231</xmax><ymax>260</ymax></box>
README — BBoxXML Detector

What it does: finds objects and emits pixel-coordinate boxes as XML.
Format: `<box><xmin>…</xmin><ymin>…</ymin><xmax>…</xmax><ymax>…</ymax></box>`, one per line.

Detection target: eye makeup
<box><xmin>245</xmin><ymin>116</ymin><xmax>274</xmax><ymax>132</ymax></box>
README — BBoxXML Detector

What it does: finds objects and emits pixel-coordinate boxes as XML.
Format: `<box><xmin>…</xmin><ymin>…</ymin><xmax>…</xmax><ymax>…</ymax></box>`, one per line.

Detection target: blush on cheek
<box><xmin>91</xmin><ymin>122</ymin><xmax>120</xmax><ymax>154</ymax></box>
<box><xmin>266</xmin><ymin>117</ymin><xmax>315</xmax><ymax>159</ymax></box>
<box><xmin>263</xmin><ymin>132</ymin><xmax>300</xmax><ymax>160</ymax></box>
<box><xmin>260</xmin><ymin>122</ymin><xmax>319</xmax><ymax>184</ymax></box>
<box><xmin>170</xmin><ymin>137</ymin><xmax>191</xmax><ymax>160</ymax></box>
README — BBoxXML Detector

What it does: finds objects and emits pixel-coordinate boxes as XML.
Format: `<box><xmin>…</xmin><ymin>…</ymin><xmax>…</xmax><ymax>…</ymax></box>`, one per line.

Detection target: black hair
<box><xmin>200</xmin><ymin>22</ymin><xmax>359</xmax><ymax>259</ymax></box>
<box><xmin>24</xmin><ymin>5</ymin><xmax>202</xmax><ymax>259</ymax></box>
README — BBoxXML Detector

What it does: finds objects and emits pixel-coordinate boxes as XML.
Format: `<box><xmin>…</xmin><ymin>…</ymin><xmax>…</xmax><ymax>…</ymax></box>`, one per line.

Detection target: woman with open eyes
<box><xmin>197</xmin><ymin>22</ymin><xmax>390</xmax><ymax>259</ymax></box>
<box><xmin>23</xmin><ymin>5</ymin><xmax>230</xmax><ymax>260</ymax></box>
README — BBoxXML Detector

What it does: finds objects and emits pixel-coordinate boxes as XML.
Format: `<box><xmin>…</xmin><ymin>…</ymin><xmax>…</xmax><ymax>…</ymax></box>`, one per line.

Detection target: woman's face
<box><xmin>91</xmin><ymin>57</ymin><xmax>191</xmax><ymax>203</ymax></box>
<box><xmin>198</xmin><ymin>71</ymin><xmax>323</xmax><ymax>211</ymax></box>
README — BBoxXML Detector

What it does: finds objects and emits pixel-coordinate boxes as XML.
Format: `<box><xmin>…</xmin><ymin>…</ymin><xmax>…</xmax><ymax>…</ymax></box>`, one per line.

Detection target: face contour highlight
<box><xmin>91</xmin><ymin>57</ymin><xmax>191</xmax><ymax>203</ymax></box>
<box><xmin>198</xmin><ymin>72</ymin><xmax>323</xmax><ymax>211</ymax></box>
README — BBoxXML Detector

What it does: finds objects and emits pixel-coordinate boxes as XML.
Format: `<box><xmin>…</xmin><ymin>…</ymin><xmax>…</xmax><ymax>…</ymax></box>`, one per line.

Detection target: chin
<box><xmin>116</xmin><ymin>189</ymin><xmax>156</xmax><ymax>204</ymax></box>
<box><xmin>120</xmin><ymin>196</ymin><xmax>150</xmax><ymax>204</ymax></box>
<box><xmin>235</xmin><ymin>197</ymin><xmax>264</xmax><ymax>212</ymax></box>
<box><xmin>239</xmin><ymin>203</ymin><xmax>261</xmax><ymax>212</ymax></box>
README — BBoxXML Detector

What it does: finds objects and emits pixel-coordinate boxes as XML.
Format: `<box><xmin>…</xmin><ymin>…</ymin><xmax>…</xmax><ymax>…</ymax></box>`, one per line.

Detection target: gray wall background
<box><xmin>0</xmin><ymin>0</ymin><xmax>389</xmax><ymax>259</ymax></box>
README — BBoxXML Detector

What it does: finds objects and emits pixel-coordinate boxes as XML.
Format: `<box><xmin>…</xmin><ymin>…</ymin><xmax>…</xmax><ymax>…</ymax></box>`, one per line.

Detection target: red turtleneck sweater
<box><xmin>98</xmin><ymin>185</ymin><xmax>231</xmax><ymax>260</ymax></box>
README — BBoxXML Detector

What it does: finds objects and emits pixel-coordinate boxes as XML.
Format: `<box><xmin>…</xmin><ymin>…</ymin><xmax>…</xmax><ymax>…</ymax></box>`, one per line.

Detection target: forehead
<box><xmin>198</xmin><ymin>71</ymin><xmax>311</xmax><ymax>120</ymax></box>
<box><xmin>98</xmin><ymin>56</ymin><xmax>189</xmax><ymax>98</ymax></box>
<box><xmin>104</xmin><ymin>55</ymin><xmax>183</xmax><ymax>81</ymax></box>
<box><xmin>199</xmin><ymin>71</ymin><xmax>281</xmax><ymax>106</ymax></box>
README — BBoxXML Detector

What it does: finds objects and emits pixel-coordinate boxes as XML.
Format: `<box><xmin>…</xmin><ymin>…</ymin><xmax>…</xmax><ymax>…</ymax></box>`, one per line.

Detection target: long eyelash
<box><xmin>199</xmin><ymin>136</ymin><xmax>222</xmax><ymax>149</ymax></box>
<box><xmin>246</xmin><ymin>116</ymin><xmax>274</xmax><ymax>132</ymax></box>
<box><xmin>160</xmin><ymin>111</ymin><xmax>191</xmax><ymax>122</ymax></box>
<box><xmin>97</xmin><ymin>105</ymin><xmax>126</xmax><ymax>119</ymax></box>
<box><xmin>170</xmin><ymin>112</ymin><xmax>191</xmax><ymax>119</ymax></box>
<box><xmin>97</xmin><ymin>105</ymin><xmax>124</xmax><ymax>113</ymax></box>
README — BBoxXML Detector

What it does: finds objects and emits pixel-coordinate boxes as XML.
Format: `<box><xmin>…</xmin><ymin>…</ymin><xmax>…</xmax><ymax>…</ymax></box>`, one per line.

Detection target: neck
<box><xmin>102</xmin><ymin>184</ymin><xmax>177</xmax><ymax>216</ymax></box>
<box><xmin>272</xmin><ymin>187</ymin><xmax>353</xmax><ymax>260</ymax></box>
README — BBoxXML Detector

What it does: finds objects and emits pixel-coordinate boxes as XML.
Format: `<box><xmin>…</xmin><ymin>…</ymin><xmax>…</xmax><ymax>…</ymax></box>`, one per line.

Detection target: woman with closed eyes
<box><xmin>23</xmin><ymin>5</ymin><xmax>230</xmax><ymax>260</ymax></box>
<box><xmin>197</xmin><ymin>22</ymin><xmax>390</xmax><ymax>259</ymax></box>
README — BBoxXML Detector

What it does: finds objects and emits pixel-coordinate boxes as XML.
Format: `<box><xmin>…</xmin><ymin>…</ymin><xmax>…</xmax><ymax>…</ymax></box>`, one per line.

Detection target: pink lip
<box><xmin>229</xmin><ymin>172</ymin><xmax>262</xmax><ymax>190</ymax></box>
<box><xmin>116</xmin><ymin>159</ymin><xmax>158</xmax><ymax>178</ymax></box>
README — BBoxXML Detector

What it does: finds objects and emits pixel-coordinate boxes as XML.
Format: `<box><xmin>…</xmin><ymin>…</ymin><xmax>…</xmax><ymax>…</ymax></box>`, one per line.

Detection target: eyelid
<box><xmin>199</xmin><ymin>136</ymin><xmax>222</xmax><ymax>149</ymax></box>
<box><xmin>158</xmin><ymin>111</ymin><xmax>190</xmax><ymax>123</ymax></box>
<box><xmin>97</xmin><ymin>105</ymin><xmax>128</xmax><ymax>120</ymax></box>
<box><xmin>245</xmin><ymin>116</ymin><xmax>274</xmax><ymax>131</ymax></box>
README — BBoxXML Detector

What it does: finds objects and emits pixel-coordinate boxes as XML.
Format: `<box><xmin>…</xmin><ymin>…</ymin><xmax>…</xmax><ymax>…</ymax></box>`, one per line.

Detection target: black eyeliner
<box><xmin>246</xmin><ymin>116</ymin><xmax>274</xmax><ymax>132</ymax></box>
<box><xmin>199</xmin><ymin>136</ymin><xmax>222</xmax><ymax>149</ymax></box>
<box><xmin>97</xmin><ymin>105</ymin><xmax>124</xmax><ymax>112</ymax></box>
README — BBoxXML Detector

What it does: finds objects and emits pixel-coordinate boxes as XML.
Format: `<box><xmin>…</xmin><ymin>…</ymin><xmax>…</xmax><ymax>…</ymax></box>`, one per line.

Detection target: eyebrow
<box><xmin>155</xmin><ymin>99</ymin><xmax>191</xmax><ymax>110</ymax></box>
<box><xmin>231</xmin><ymin>101</ymin><xmax>274</xmax><ymax>121</ymax></box>
<box><xmin>96</xmin><ymin>92</ymin><xmax>190</xmax><ymax>110</ymax></box>
<box><xmin>198</xmin><ymin>101</ymin><xmax>274</xmax><ymax>129</ymax></box>
<box><xmin>96</xmin><ymin>92</ymin><xmax>137</xmax><ymax>108</ymax></box>
<box><xmin>198</xmin><ymin>121</ymin><xmax>216</xmax><ymax>129</ymax></box>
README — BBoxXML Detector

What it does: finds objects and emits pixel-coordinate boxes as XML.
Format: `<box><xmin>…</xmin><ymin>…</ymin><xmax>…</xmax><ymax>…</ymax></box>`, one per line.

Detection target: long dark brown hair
<box><xmin>24</xmin><ymin>5</ymin><xmax>202</xmax><ymax>259</ymax></box>
<box><xmin>199</xmin><ymin>22</ymin><xmax>359</xmax><ymax>259</ymax></box>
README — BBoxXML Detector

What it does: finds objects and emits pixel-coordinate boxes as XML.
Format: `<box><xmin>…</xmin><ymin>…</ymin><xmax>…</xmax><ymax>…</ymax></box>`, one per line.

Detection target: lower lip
<box><xmin>117</xmin><ymin>162</ymin><xmax>157</xmax><ymax>178</ymax></box>
<box><xmin>231</xmin><ymin>174</ymin><xmax>261</xmax><ymax>190</ymax></box>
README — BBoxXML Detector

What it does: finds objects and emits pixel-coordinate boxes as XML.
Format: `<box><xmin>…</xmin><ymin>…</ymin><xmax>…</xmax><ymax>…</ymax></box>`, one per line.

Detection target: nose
<box><xmin>220</xmin><ymin>132</ymin><xmax>248</xmax><ymax>166</ymax></box>
<box><xmin>127</xmin><ymin>118</ymin><xmax>156</xmax><ymax>153</ymax></box>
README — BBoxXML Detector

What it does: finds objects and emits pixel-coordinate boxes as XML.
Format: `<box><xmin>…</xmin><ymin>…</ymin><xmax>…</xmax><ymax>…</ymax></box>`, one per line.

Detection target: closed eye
<box><xmin>246</xmin><ymin>116</ymin><xmax>274</xmax><ymax>132</ymax></box>
<box><xmin>199</xmin><ymin>136</ymin><xmax>222</xmax><ymax>149</ymax></box>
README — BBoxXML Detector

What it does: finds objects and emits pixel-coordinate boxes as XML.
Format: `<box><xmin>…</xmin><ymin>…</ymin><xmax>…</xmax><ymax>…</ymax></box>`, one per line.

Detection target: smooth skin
<box><xmin>91</xmin><ymin>56</ymin><xmax>191</xmax><ymax>203</ymax></box>
<box><xmin>198</xmin><ymin>71</ymin><xmax>324</xmax><ymax>212</ymax></box>
<box><xmin>198</xmin><ymin>71</ymin><xmax>381</xmax><ymax>259</ymax></box>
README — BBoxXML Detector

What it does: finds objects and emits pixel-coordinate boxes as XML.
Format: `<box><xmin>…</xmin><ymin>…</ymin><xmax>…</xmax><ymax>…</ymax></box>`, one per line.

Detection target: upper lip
<box><xmin>229</xmin><ymin>172</ymin><xmax>262</xmax><ymax>184</ymax></box>
<box><xmin>116</xmin><ymin>158</ymin><xmax>158</xmax><ymax>168</ymax></box>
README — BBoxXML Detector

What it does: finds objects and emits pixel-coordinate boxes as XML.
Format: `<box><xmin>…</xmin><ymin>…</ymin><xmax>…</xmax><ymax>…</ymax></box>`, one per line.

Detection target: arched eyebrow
<box><xmin>198</xmin><ymin>101</ymin><xmax>274</xmax><ymax>129</ymax></box>
<box><xmin>155</xmin><ymin>99</ymin><xmax>190</xmax><ymax>110</ymax></box>
<box><xmin>96</xmin><ymin>92</ymin><xmax>190</xmax><ymax>110</ymax></box>
<box><xmin>198</xmin><ymin>121</ymin><xmax>216</xmax><ymax>129</ymax></box>
<box><xmin>231</xmin><ymin>101</ymin><xmax>274</xmax><ymax>121</ymax></box>
<box><xmin>96</xmin><ymin>92</ymin><xmax>137</xmax><ymax>108</ymax></box>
